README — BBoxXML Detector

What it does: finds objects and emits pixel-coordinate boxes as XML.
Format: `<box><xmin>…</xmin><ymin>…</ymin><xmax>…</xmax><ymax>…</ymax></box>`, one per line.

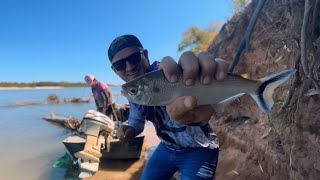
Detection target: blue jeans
<box><xmin>141</xmin><ymin>143</ymin><xmax>219</xmax><ymax>180</ymax></box>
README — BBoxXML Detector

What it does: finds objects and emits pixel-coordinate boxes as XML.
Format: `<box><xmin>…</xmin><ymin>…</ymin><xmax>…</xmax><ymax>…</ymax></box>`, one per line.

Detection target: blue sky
<box><xmin>0</xmin><ymin>0</ymin><xmax>233</xmax><ymax>85</ymax></box>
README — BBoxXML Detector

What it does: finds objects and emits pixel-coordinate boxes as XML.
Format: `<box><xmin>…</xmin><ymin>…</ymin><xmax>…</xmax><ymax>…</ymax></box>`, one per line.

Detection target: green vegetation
<box><xmin>178</xmin><ymin>0</ymin><xmax>251</xmax><ymax>53</ymax></box>
<box><xmin>233</xmin><ymin>0</ymin><xmax>250</xmax><ymax>13</ymax></box>
<box><xmin>178</xmin><ymin>23</ymin><xmax>221</xmax><ymax>53</ymax></box>
<box><xmin>0</xmin><ymin>81</ymin><xmax>87</xmax><ymax>88</ymax></box>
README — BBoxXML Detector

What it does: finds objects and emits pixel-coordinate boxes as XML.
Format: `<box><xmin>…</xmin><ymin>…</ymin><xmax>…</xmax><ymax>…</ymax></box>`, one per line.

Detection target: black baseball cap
<box><xmin>108</xmin><ymin>34</ymin><xmax>143</xmax><ymax>61</ymax></box>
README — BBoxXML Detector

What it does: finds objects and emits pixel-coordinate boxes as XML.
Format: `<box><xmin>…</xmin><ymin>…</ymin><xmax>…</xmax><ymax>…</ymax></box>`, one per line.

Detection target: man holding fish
<box><xmin>107</xmin><ymin>34</ymin><xmax>226</xmax><ymax>180</ymax></box>
<box><xmin>107</xmin><ymin>34</ymin><xmax>295</xmax><ymax>179</ymax></box>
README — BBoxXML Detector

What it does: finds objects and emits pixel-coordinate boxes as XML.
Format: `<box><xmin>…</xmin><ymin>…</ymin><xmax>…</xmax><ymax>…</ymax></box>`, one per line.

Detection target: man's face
<box><xmin>111</xmin><ymin>46</ymin><xmax>150</xmax><ymax>82</ymax></box>
<box><xmin>91</xmin><ymin>80</ymin><xmax>98</xmax><ymax>87</ymax></box>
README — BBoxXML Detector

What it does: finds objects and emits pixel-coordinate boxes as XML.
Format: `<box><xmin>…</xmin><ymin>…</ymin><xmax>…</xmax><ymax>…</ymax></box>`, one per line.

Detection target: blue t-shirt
<box><xmin>128</xmin><ymin>61</ymin><xmax>219</xmax><ymax>150</ymax></box>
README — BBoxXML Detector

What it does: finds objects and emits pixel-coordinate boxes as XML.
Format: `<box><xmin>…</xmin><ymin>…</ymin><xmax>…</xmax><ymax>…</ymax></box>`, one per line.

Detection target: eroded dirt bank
<box><xmin>209</xmin><ymin>0</ymin><xmax>320</xmax><ymax>179</ymax></box>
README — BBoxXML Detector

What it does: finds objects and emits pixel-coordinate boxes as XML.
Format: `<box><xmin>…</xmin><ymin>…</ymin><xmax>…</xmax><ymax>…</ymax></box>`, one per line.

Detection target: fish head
<box><xmin>121</xmin><ymin>78</ymin><xmax>153</xmax><ymax>105</ymax></box>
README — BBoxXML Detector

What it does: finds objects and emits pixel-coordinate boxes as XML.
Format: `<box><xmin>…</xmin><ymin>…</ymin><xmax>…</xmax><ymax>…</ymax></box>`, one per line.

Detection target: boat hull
<box><xmin>63</xmin><ymin>135</ymin><xmax>144</xmax><ymax>160</ymax></box>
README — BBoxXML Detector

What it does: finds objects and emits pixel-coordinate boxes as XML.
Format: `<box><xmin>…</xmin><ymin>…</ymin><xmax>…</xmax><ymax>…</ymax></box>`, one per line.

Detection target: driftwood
<box><xmin>48</xmin><ymin>94</ymin><xmax>90</xmax><ymax>104</ymax></box>
<box><xmin>47</xmin><ymin>94</ymin><xmax>60</xmax><ymax>104</ymax></box>
<box><xmin>42</xmin><ymin>113</ymin><xmax>80</xmax><ymax>130</ymax></box>
<box><xmin>42</xmin><ymin>100</ymin><xmax>131</xmax><ymax>135</ymax></box>
<box><xmin>65</xmin><ymin>98</ymin><xmax>90</xmax><ymax>103</ymax></box>
<box><xmin>43</xmin><ymin>104</ymin><xmax>130</xmax><ymax>130</ymax></box>
<box><xmin>15</xmin><ymin>101</ymin><xmax>43</xmax><ymax>106</ymax></box>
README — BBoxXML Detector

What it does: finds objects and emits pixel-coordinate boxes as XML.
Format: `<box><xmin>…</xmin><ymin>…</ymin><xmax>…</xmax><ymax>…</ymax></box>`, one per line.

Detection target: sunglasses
<box><xmin>112</xmin><ymin>50</ymin><xmax>144</xmax><ymax>71</ymax></box>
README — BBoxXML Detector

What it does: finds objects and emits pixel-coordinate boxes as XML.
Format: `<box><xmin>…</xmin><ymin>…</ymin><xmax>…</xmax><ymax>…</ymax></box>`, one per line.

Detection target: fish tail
<box><xmin>250</xmin><ymin>69</ymin><xmax>296</xmax><ymax>113</ymax></box>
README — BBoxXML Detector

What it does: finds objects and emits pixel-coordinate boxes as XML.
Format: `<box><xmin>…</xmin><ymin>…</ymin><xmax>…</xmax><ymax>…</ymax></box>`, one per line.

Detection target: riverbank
<box><xmin>0</xmin><ymin>85</ymin><xmax>121</xmax><ymax>91</ymax></box>
<box><xmin>0</xmin><ymin>86</ymin><xmax>65</xmax><ymax>90</ymax></box>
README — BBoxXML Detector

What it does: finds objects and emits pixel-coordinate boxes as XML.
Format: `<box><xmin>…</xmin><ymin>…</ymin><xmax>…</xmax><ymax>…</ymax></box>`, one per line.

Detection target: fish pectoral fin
<box><xmin>211</xmin><ymin>93</ymin><xmax>246</xmax><ymax>117</ymax></box>
<box><xmin>219</xmin><ymin>93</ymin><xmax>245</xmax><ymax>107</ymax></box>
<box><xmin>211</xmin><ymin>104</ymin><xmax>225</xmax><ymax>117</ymax></box>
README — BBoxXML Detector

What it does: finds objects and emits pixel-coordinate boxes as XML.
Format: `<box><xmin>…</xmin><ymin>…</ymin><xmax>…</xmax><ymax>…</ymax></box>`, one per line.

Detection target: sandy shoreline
<box><xmin>0</xmin><ymin>86</ymin><xmax>65</xmax><ymax>90</ymax></box>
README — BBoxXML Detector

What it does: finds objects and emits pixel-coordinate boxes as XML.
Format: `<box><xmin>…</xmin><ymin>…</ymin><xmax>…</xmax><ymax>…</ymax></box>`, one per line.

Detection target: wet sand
<box><xmin>86</xmin><ymin>121</ymin><xmax>160</xmax><ymax>180</ymax></box>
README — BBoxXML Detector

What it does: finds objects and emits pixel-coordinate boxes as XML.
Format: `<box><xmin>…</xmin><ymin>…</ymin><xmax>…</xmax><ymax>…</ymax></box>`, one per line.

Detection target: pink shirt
<box><xmin>92</xmin><ymin>82</ymin><xmax>113</xmax><ymax>108</ymax></box>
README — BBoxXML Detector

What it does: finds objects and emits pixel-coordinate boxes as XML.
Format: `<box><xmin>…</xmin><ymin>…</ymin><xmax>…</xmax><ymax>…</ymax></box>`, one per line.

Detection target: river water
<box><xmin>0</xmin><ymin>87</ymin><xmax>128</xmax><ymax>180</ymax></box>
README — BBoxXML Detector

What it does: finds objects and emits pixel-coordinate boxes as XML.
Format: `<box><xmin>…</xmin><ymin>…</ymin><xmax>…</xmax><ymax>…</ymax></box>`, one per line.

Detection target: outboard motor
<box><xmin>75</xmin><ymin>110</ymin><xmax>115</xmax><ymax>178</ymax></box>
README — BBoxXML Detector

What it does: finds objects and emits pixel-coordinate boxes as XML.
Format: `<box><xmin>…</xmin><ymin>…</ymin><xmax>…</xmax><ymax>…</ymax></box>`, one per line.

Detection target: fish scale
<box><xmin>121</xmin><ymin>69</ymin><xmax>296</xmax><ymax>113</ymax></box>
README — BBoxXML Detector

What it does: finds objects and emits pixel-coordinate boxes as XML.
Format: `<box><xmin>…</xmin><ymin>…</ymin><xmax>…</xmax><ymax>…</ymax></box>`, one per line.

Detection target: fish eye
<box><xmin>129</xmin><ymin>88</ymin><xmax>138</xmax><ymax>95</ymax></box>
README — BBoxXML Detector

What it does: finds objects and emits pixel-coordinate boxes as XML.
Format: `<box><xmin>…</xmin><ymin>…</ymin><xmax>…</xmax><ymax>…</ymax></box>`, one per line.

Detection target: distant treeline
<box><xmin>0</xmin><ymin>81</ymin><xmax>87</xmax><ymax>87</ymax></box>
<box><xmin>0</xmin><ymin>81</ymin><xmax>119</xmax><ymax>87</ymax></box>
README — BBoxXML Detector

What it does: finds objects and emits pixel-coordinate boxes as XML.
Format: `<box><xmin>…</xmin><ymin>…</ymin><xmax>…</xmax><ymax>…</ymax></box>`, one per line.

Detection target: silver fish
<box><xmin>121</xmin><ymin>69</ymin><xmax>296</xmax><ymax>113</ymax></box>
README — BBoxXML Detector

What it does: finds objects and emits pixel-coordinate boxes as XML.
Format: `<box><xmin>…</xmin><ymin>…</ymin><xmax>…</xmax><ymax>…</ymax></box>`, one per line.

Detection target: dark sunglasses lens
<box><xmin>128</xmin><ymin>52</ymin><xmax>142</xmax><ymax>64</ymax></box>
<box><xmin>112</xmin><ymin>51</ymin><xmax>142</xmax><ymax>71</ymax></box>
<box><xmin>113</xmin><ymin>60</ymin><xmax>126</xmax><ymax>71</ymax></box>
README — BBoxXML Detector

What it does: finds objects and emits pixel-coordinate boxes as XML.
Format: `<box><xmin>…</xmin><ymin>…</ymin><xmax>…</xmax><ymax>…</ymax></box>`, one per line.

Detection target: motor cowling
<box><xmin>79</xmin><ymin>110</ymin><xmax>115</xmax><ymax>135</ymax></box>
<box><xmin>74</xmin><ymin>110</ymin><xmax>115</xmax><ymax>168</ymax></box>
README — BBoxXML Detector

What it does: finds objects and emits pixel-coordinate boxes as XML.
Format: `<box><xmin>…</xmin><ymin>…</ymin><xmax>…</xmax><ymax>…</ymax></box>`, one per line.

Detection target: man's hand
<box><xmin>102</xmin><ymin>108</ymin><xmax>107</xmax><ymax>115</ymax></box>
<box><xmin>105</xmin><ymin>90</ymin><xmax>113</xmax><ymax>104</ymax></box>
<box><xmin>159</xmin><ymin>51</ymin><xmax>228</xmax><ymax>125</ymax></box>
<box><xmin>116</xmin><ymin>124</ymin><xmax>135</xmax><ymax>141</ymax></box>
<box><xmin>108</xmin><ymin>100</ymin><xmax>113</xmax><ymax>105</ymax></box>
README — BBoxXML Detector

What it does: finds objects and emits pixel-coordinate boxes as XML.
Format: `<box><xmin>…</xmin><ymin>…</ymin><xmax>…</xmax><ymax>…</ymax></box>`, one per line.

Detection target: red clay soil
<box><xmin>209</xmin><ymin>0</ymin><xmax>320</xmax><ymax>179</ymax></box>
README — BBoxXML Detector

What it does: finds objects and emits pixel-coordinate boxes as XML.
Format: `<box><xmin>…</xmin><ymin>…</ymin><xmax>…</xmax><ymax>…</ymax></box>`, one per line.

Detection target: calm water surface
<box><xmin>0</xmin><ymin>87</ymin><xmax>127</xmax><ymax>180</ymax></box>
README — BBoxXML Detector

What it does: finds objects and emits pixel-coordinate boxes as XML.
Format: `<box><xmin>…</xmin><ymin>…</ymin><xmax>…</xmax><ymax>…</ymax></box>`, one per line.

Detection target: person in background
<box><xmin>107</xmin><ymin>34</ymin><xmax>228</xmax><ymax>180</ymax></box>
<box><xmin>84</xmin><ymin>74</ymin><xmax>114</xmax><ymax>120</ymax></box>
